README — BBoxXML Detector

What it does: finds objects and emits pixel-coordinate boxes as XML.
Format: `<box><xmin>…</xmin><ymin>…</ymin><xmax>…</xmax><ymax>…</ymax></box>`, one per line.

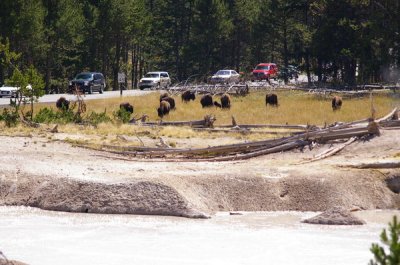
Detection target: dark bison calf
<box><xmin>181</xmin><ymin>90</ymin><xmax>196</xmax><ymax>102</ymax></box>
<box><xmin>213</xmin><ymin>101</ymin><xmax>222</xmax><ymax>108</ymax></box>
<box><xmin>160</xmin><ymin>96</ymin><xmax>175</xmax><ymax>110</ymax></box>
<box><xmin>119</xmin><ymin>102</ymin><xmax>134</xmax><ymax>114</ymax></box>
<box><xmin>56</xmin><ymin>97</ymin><xmax>70</xmax><ymax>110</ymax></box>
<box><xmin>157</xmin><ymin>100</ymin><xmax>171</xmax><ymax>118</ymax></box>
<box><xmin>265</xmin><ymin>93</ymin><xmax>278</xmax><ymax>106</ymax></box>
<box><xmin>332</xmin><ymin>96</ymin><xmax>342</xmax><ymax>111</ymax></box>
<box><xmin>119</xmin><ymin>102</ymin><xmax>133</xmax><ymax>114</ymax></box>
<box><xmin>200</xmin><ymin>94</ymin><xmax>213</xmax><ymax>108</ymax></box>
<box><xmin>220</xmin><ymin>94</ymin><xmax>231</xmax><ymax>109</ymax></box>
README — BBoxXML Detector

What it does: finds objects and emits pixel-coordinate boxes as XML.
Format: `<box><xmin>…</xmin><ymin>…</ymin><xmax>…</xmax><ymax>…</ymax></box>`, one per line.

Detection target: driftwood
<box><xmin>76</xmin><ymin>109</ymin><xmax>397</xmax><ymax>161</ymax></box>
<box><xmin>342</xmin><ymin>162</ymin><xmax>400</xmax><ymax>169</ymax></box>
<box><xmin>376</xmin><ymin>107</ymin><xmax>398</xmax><ymax>122</ymax></box>
<box><xmin>141</xmin><ymin>115</ymin><xmax>216</xmax><ymax>128</ymax></box>
<box><xmin>297</xmin><ymin>137</ymin><xmax>357</xmax><ymax>164</ymax></box>
<box><xmin>93</xmin><ymin>121</ymin><xmax>377</xmax><ymax>161</ymax></box>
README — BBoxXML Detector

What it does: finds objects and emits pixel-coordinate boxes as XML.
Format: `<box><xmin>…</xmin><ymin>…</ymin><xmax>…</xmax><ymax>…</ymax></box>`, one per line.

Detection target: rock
<box><xmin>302</xmin><ymin>207</ymin><xmax>366</xmax><ymax>225</ymax></box>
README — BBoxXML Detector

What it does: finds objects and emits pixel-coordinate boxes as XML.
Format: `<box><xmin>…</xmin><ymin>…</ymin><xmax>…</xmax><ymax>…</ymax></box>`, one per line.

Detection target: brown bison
<box><xmin>265</xmin><ymin>93</ymin><xmax>278</xmax><ymax>106</ymax></box>
<box><xmin>160</xmin><ymin>96</ymin><xmax>175</xmax><ymax>109</ymax></box>
<box><xmin>332</xmin><ymin>96</ymin><xmax>342</xmax><ymax>111</ymax></box>
<box><xmin>220</xmin><ymin>94</ymin><xmax>231</xmax><ymax>109</ymax></box>
<box><xmin>56</xmin><ymin>97</ymin><xmax>70</xmax><ymax>110</ymax></box>
<box><xmin>159</xmin><ymin>92</ymin><xmax>169</xmax><ymax>101</ymax></box>
<box><xmin>157</xmin><ymin>100</ymin><xmax>171</xmax><ymax>118</ymax></box>
<box><xmin>181</xmin><ymin>90</ymin><xmax>196</xmax><ymax>102</ymax></box>
<box><xmin>200</xmin><ymin>94</ymin><xmax>213</xmax><ymax>108</ymax></box>
<box><xmin>119</xmin><ymin>102</ymin><xmax>134</xmax><ymax>114</ymax></box>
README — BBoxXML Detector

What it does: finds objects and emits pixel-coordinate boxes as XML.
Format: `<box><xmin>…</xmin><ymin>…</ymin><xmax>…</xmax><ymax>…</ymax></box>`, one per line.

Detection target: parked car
<box><xmin>68</xmin><ymin>72</ymin><xmax>105</xmax><ymax>94</ymax></box>
<box><xmin>0</xmin><ymin>85</ymin><xmax>19</xmax><ymax>98</ymax></box>
<box><xmin>209</xmin><ymin>70</ymin><xmax>240</xmax><ymax>84</ymax></box>
<box><xmin>278</xmin><ymin>65</ymin><xmax>299</xmax><ymax>80</ymax></box>
<box><xmin>0</xmin><ymin>84</ymin><xmax>32</xmax><ymax>98</ymax></box>
<box><xmin>252</xmin><ymin>63</ymin><xmax>278</xmax><ymax>81</ymax></box>
<box><xmin>138</xmin><ymin>72</ymin><xmax>171</xmax><ymax>90</ymax></box>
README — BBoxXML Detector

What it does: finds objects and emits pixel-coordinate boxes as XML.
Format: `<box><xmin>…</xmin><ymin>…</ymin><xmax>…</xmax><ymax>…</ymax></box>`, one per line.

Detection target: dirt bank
<box><xmin>0</xmin><ymin>129</ymin><xmax>399</xmax><ymax>217</ymax></box>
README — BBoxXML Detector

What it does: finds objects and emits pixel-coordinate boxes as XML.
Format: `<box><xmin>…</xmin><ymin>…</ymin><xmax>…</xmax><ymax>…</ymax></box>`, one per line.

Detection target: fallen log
<box><xmin>141</xmin><ymin>115</ymin><xmax>216</xmax><ymax>128</ymax></box>
<box><xmin>191</xmin><ymin>140</ymin><xmax>310</xmax><ymax>162</ymax></box>
<box><xmin>342</xmin><ymin>162</ymin><xmax>400</xmax><ymax>169</ymax></box>
<box><xmin>297</xmin><ymin>137</ymin><xmax>357</xmax><ymax>164</ymax></box>
<box><xmin>376</xmin><ymin>107</ymin><xmax>398</xmax><ymax>122</ymax></box>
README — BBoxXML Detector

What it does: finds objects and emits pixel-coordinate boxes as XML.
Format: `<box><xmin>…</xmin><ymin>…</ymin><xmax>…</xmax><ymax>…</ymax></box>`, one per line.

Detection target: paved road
<box><xmin>0</xmin><ymin>90</ymin><xmax>153</xmax><ymax>106</ymax></box>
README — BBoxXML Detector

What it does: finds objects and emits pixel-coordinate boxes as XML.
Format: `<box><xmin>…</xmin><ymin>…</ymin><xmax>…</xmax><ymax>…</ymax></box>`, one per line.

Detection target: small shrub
<box><xmin>113</xmin><ymin>108</ymin><xmax>131</xmax><ymax>123</ymax></box>
<box><xmin>1</xmin><ymin>108</ymin><xmax>19</xmax><ymax>127</ymax></box>
<box><xmin>369</xmin><ymin>215</ymin><xmax>400</xmax><ymax>265</ymax></box>
<box><xmin>85</xmin><ymin>111</ymin><xmax>111</xmax><ymax>126</ymax></box>
<box><xmin>33</xmin><ymin>107</ymin><xmax>57</xmax><ymax>123</ymax></box>
<box><xmin>34</xmin><ymin>107</ymin><xmax>77</xmax><ymax>124</ymax></box>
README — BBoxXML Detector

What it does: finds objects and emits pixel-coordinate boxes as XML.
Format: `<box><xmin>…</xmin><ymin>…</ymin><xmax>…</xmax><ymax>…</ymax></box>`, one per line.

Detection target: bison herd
<box><xmin>55</xmin><ymin>92</ymin><xmax>343</xmax><ymax>120</ymax></box>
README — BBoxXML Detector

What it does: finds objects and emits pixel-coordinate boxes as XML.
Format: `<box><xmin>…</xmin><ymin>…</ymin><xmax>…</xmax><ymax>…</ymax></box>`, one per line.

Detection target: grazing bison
<box><xmin>220</xmin><ymin>94</ymin><xmax>231</xmax><ymax>109</ymax></box>
<box><xmin>213</xmin><ymin>101</ymin><xmax>222</xmax><ymax>108</ymax></box>
<box><xmin>157</xmin><ymin>100</ymin><xmax>171</xmax><ymax>118</ymax></box>
<box><xmin>56</xmin><ymin>97</ymin><xmax>70</xmax><ymax>110</ymax></box>
<box><xmin>159</xmin><ymin>92</ymin><xmax>169</xmax><ymax>101</ymax></box>
<box><xmin>332</xmin><ymin>96</ymin><xmax>342</xmax><ymax>111</ymax></box>
<box><xmin>181</xmin><ymin>90</ymin><xmax>196</xmax><ymax>102</ymax></box>
<box><xmin>200</xmin><ymin>94</ymin><xmax>213</xmax><ymax>108</ymax></box>
<box><xmin>160</xmin><ymin>96</ymin><xmax>175</xmax><ymax>110</ymax></box>
<box><xmin>119</xmin><ymin>102</ymin><xmax>134</xmax><ymax>114</ymax></box>
<box><xmin>265</xmin><ymin>93</ymin><xmax>278</xmax><ymax>106</ymax></box>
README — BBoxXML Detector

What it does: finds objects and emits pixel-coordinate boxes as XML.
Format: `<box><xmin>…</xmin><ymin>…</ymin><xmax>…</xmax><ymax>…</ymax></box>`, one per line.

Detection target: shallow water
<box><xmin>0</xmin><ymin>207</ymin><xmax>398</xmax><ymax>265</ymax></box>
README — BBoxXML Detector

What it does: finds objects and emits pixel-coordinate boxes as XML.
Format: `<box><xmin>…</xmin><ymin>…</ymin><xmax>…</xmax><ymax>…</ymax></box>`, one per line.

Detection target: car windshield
<box><xmin>75</xmin><ymin>73</ymin><xmax>93</xmax><ymax>80</ymax></box>
<box><xmin>255</xmin><ymin>65</ymin><xmax>270</xmax><ymax>70</ymax></box>
<box><xmin>144</xmin><ymin>73</ymin><xmax>160</xmax><ymax>78</ymax></box>
<box><xmin>215</xmin><ymin>70</ymin><xmax>230</xmax><ymax>75</ymax></box>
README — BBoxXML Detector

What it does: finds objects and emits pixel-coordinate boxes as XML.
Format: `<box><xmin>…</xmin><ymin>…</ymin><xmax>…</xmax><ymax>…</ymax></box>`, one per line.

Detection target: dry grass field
<box><xmin>1</xmin><ymin>89</ymin><xmax>398</xmax><ymax>146</ymax></box>
<box><xmin>67</xmin><ymin>90</ymin><xmax>398</xmax><ymax>125</ymax></box>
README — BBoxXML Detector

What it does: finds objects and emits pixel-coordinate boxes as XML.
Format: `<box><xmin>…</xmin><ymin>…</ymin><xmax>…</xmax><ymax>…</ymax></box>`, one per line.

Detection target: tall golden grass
<box><xmin>1</xmin><ymin>90</ymin><xmax>397</xmax><ymax>146</ymax></box>
<box><xmin>55</xmin><ymin>90</ymin><xmax>399</xmax><ymax>126</ymax></box>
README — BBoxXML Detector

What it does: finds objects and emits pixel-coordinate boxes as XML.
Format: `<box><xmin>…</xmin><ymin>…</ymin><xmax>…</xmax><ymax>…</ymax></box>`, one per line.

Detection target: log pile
<box><xmin>81</xmin><ymin>108</ymin><xmax>398</xmax><ymax>162</ymax></box>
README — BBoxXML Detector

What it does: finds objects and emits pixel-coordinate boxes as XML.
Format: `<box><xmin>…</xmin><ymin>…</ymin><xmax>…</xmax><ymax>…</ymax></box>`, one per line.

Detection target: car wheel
<box><xmin>99</xmin><ymin>85</ymin><xmax>103</xmax><ymax>94</ymax></box>
<box><xmin>88</xmin><ymin>86</ymin><xmax>93</xmax><ymax>94</ymax></box>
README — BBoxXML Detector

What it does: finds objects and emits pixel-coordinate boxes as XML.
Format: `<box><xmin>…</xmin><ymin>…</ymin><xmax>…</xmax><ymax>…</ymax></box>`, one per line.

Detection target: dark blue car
<box><xmin>69</xmin><ymin>72</ymin><xmax>106</xmax><ymax>94</ymax></box>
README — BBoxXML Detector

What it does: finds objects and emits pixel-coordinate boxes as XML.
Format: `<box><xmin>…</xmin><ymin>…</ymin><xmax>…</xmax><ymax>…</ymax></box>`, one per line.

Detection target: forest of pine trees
<box><xmin>1</xmin><ymin>0</ymin><xmax>400</xmax><ymax>92</ymax></box>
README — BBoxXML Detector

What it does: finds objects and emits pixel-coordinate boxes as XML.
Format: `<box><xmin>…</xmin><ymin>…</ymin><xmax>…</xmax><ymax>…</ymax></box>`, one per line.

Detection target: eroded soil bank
<box><xmin>0</xmin><ymin>129</ymin><xmax>399</xmax><ymax>217</ymax></box>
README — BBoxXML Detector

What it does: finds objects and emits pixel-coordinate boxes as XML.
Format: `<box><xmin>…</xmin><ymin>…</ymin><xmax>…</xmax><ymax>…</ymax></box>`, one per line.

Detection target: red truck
<box><xmin>252</xmin><ymin>63</ymin><xmax>278</xmax><ymax>81</ymax></box>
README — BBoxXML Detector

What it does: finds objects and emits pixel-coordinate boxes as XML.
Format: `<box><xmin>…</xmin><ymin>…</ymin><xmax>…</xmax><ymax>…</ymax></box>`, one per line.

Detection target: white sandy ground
<box><xmin>0</xmin><ymin>128</ymin><xmax>399</xmax><ymax>217</ymax></box>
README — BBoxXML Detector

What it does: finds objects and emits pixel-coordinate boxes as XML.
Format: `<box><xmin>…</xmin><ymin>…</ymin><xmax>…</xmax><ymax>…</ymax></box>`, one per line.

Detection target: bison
<box><xmin>160</xmin><ymin>96</ymin><xmax>175</xmax><ymax>110</ymax></box>
<box><xmin>119</xmin><ymin>102</ymin><xmax>134</xmax><ymax>114</ymax></box>
<box><xmin>159</xmin><ymin>92</ymin><xmax>169</xmax><ymax>101</ymax></box>
<box><xmin>157</xmin><ymin>100</ymin><xmax>171</xmax><ymax>118</ymax></box>
<box><xmin>213</xmin><ymin>101</ymin><xmax>222</xmax><ymax>108</ymax></box>
<box><xmin>332</xmin><ymin>96</ymin><xmax>342</xmax><ymax>111</ymax></box>
<box><xmin>200</xmin><ymin>94</ymin><xmax>213</xmax><ymax>108</ymax></box>
<box><xmin>181</xmin><ymin>90</ymin><xmax>196</xmax><ymax>102</ymax></box>
<box><xmin>56</xmin><ymin>97</ymin><xmax>70</xmax><ymax>111</ymax></box>
<box><xmin>265</xmin><ymin>93</ymin><xmax>278</xmax><ymax>107</ymax></box>
<box><xmin>220</xmin><ymin>94</ymin><xmax>231</xmax><ymax>109</ymax></box>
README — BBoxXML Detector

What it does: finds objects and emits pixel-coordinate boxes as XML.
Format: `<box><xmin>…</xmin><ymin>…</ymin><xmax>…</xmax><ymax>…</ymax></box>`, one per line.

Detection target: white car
<box><xmin>210</xmin><ymin>70</ymin><xmax>240</xmax><ymax>84</ymax></box>
<box><xmin>0</xmin><ymin>84</ymin><xmax>32</xmax><ymax>98</ymax></box>
<box><xmin>0</xmin><ymin>85</ymin><xmax>19</xmax><ymax>98</ymax></box>
<box><xmin>138</xmin><ymin>71</ymin><xmax>171</xmax><ymax>90</ymax></box>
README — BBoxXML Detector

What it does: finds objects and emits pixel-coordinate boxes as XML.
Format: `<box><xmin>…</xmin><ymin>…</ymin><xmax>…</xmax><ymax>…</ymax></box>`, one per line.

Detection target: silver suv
<box><xmin>138</xmin><ymin>71</ymin><xmax>171</xmax><ymax>90</ymax></box>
